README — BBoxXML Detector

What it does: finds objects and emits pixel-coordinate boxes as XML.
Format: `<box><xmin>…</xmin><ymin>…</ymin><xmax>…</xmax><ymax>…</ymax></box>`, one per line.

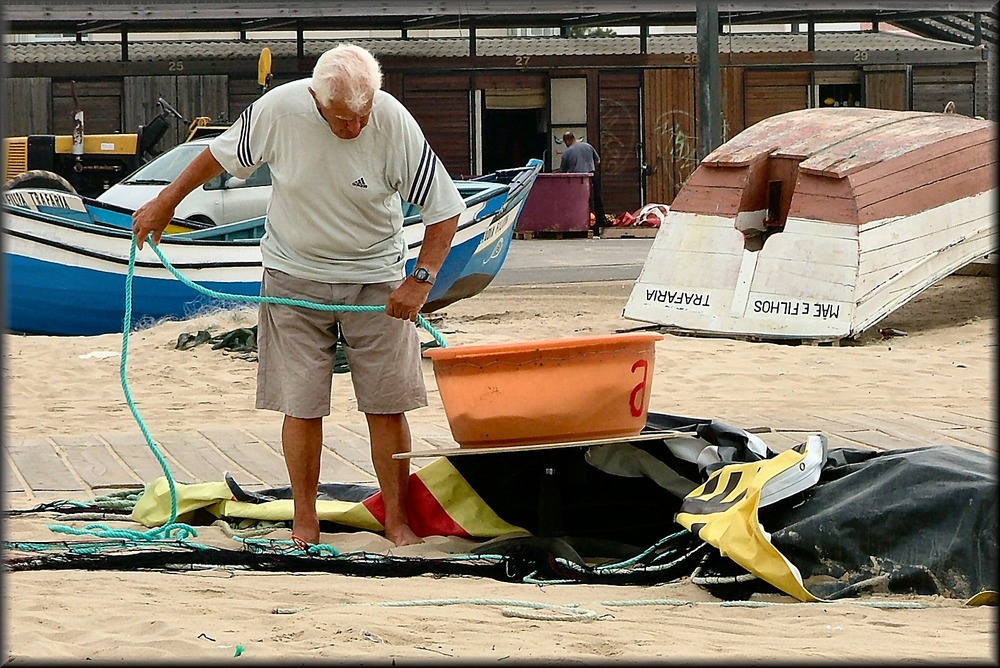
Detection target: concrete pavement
<box><xmin>494</xmin><ymin>237</ymin><xmax>654</xmax><ymax>286</ymax></box>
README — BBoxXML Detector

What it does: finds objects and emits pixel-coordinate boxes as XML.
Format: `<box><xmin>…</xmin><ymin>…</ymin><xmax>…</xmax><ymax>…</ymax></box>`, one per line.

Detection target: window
<box><xmin>550</xmin><ymin>77</ymin><xmax>588</xmax><ymax>171</ymax></box>
<box><xmin>818</xmin><ymin>83</ymin><xmax>862</xmax><ymax>108</ymax></box>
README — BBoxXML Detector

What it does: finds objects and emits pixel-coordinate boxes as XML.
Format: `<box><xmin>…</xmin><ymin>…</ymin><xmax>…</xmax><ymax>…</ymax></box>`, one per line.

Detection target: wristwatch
<box><xmin>411</xmin><ymin>267</ymin><xmax>435</xmax><ymax>285</ymax></box>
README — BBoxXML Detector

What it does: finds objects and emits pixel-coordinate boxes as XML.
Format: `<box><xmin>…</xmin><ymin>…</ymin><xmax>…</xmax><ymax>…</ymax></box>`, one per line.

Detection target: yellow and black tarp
<box><xmin>133</xmin><ymin>457</ymin><xmax>523</xmax><ymax>538</ymax></box>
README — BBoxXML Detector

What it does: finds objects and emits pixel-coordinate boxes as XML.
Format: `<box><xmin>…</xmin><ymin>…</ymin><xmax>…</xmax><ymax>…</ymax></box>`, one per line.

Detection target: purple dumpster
<box><xmin>516</xmin><ymin>172</ymin><xmax>593</xmax><ymax>233</ymax></box>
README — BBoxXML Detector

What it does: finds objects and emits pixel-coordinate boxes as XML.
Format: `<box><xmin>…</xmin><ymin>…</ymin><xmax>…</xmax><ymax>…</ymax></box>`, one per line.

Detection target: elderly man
<box><xmin>132</xmin><ymin>44</ymin><xmax>466</xmax><ymax>547</ymax></box>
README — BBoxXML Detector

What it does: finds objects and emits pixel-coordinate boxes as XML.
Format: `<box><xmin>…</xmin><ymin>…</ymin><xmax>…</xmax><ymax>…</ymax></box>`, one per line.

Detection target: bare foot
<box><xmin>385</xmin><ymin>524</ymin><xmax>424</xmax><ymax>547</ymax></box>
<box><xmin>291</xmin><ymin>515</ymin><xmax>320</xmax><ymax>545</ymax></box>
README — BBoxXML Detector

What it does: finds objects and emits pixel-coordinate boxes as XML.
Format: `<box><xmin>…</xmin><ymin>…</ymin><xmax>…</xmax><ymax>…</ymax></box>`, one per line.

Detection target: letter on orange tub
<box><xmin>629</xmin><ymin>359</ymin><xmax>650</xmax><ymax>417</ymax></box>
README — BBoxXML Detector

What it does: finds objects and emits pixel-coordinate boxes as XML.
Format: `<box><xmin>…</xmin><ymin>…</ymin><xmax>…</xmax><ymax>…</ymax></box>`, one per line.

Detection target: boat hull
<box><xmin>624</xmin><ymin>192</ymin><xmax>997</xmax><ymax>340</ymax></box>
<box><xmin>3</xmin><ymin>159</ymin><xmax>542</xmax><ymax>336</ymax></box>
<box><xmin>623</xmin><ymin>108</ymin><xmax>998</xmax><ymax>342</ymax></box>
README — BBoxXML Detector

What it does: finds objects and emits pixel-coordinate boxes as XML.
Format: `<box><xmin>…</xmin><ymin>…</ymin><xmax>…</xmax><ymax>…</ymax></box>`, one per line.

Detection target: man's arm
<box><xmin>131</xmin><ymin>147</ymin><xmax>226</xmax><ymax>248</ymax></box>
<box><xmin>412</xmin><ymin>214</ymin><xmax>460</xmax><ymax>276</ymax></box>
<box><xmin>385</xmin><ymin>214</ymin><xmax>459</xmax><ymax>321</ymax></box>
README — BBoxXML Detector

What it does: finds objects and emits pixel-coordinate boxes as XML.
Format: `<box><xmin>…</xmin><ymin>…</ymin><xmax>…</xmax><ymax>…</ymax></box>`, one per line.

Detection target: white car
<box><xmin>96</xmin><ymin>138</ymin><xmax>272</xmax><ymax>226</ymax></box>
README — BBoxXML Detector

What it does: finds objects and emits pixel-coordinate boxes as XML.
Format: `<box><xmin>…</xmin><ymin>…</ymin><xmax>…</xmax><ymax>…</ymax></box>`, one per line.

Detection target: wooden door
<box><xmin>864</xmin><ymin>66</ymin><xmax>910</xmax><ymax>111</ymax></box>
<box><xmin>744</xmin><ymin>69</ymin><xmax>810</xmax><ymax>127</ymax></box>
<box><xmin>4</xmin><ymin>77</ymin><xmax>51</xmax><ymax>136</ymax></box>
<box><xmin>125</xmin><ymin>75</ymin><xmax>228</xmax><ymax>150</ymax></box>
<box><xmin>911</xmin><ymin>65</ymin><xmax>972</xmax><ymax>115</ymax></box>
<box><xmin>403</xmin><ymin>74</ymin><xmax>472</xmax><ymax>176</ymax></box>
<box><xmin>599</xmin><ymin>70</ymin><xmax>643</xmax><ymax>216</ymax></box>
<box><xmin>52</xmin><ymin>80</ymin><xmax>122</xmax><ymax>135</ymax></box>
<box><xmin>643</xmin><ymin>68</ymin><xmax>697</xmax><ymax>205</ymax></box>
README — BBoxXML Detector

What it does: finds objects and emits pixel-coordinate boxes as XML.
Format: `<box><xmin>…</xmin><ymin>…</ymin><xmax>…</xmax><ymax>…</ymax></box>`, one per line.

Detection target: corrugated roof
<box><xmin>5</xmin><ymin>2</ymin><xmax>996</xmax><ymax>38</ymax></box>
<box><xmin>2</xmin><ymin>31</ymin><xmax>980</xmax><ymax>64</ymax></box>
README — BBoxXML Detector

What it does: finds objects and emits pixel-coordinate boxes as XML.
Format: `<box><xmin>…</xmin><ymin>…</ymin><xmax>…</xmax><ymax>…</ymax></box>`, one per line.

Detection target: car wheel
<box><xmin>186</xmin><ymin>215</ymin><xmax>217</xmax><ymax>227</ymax></box>
<box><xmin>4</xmin><ymin>169</ymin><xmax>78</xmax><ymax>194</ymax></box>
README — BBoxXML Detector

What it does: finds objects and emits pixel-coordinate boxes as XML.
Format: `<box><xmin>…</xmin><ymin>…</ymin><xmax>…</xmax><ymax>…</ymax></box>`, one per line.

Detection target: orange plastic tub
<box><xmin>424</xmin><ymin>332</ymin><xmax>663</xmax><ymax>448</ymax></box>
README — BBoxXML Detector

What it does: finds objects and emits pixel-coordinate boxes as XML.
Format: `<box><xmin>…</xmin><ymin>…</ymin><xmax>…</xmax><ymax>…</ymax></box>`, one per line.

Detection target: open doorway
<box><xmin>481</xmin><ymin>107</ymin><xmax>547</xmax><ymax>174</ymax></box>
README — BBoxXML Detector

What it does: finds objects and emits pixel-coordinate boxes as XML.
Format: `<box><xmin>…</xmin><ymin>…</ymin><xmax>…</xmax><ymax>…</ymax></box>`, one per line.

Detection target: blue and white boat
<box><xmin>3</xmin><ymin>159</ymin><xmax>542</xmax><ymax>336</ymax></box>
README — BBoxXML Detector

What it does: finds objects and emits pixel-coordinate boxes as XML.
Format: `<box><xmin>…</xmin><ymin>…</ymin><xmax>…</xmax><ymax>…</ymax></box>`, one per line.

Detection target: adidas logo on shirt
<box><xmin>351</xmin><ymin>177</ymin><xmax>368</xmax><ymax>189</ymax></box>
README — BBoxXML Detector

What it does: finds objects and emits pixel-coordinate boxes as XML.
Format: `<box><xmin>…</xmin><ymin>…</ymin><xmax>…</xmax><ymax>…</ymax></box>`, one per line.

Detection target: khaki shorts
<box><xmin>255</xmin><ymin>268</ymin><xmax>428</xmax><ymax>418</ymax></box>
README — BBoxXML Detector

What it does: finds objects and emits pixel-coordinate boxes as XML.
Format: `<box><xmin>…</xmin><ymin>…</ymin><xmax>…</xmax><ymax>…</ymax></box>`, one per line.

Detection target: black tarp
<box><xmin>762</xmin><ymin>444</ymin><xmax>997</xmax><ymax>599</ymax></box>
<box><xmin>444</xmin><ymin>413</ymin><xmax>997</xmax><ymax>599</ymax></box>
<box><xmin>221</xmin><ymin>411</ymin><xmax>996</xmax><ymax>599</ymax></box>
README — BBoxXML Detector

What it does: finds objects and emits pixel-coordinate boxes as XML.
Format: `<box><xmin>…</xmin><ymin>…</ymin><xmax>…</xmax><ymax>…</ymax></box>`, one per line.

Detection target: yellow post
<box><xmin>258</xmin><ymin>48</ymin><xmax>273</xmax><ymax>93</ymax></box>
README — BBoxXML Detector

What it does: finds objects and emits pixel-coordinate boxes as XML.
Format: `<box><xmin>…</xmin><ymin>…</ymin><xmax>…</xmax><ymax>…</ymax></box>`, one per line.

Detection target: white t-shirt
<box><xmin>209</xmin><ymin>80</ymin><xmax>466</xmax><ymax>283</ymax></box>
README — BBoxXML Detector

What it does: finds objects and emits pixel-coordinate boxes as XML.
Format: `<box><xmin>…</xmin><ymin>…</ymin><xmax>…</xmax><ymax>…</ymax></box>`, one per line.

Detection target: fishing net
<box><xmin>4</xmin><ymin>510</ymin><xmax>705</xmax><ymax>586</ymax></box>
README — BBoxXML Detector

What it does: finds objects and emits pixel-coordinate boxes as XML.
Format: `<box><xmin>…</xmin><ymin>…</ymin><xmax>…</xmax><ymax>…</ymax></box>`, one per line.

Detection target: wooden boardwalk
<box><xmin>3</xmin><ymin>408</ymin><xmax>995</xmax><ymax>505</ymax></box>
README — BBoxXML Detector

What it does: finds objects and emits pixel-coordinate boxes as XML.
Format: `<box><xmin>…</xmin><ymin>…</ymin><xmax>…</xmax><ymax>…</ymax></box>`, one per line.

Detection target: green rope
<box><xmin>376</xmin><ymin>598</ymin><xmax>603</xmax><ymax>622</ymax></box>
<box><xmin>50</xmin><ymin>522</ymin><xmax>199</xmax><ymax>542</ymax></box>
<box><xmin>373</xmin><ymin>596</ymin><xmax>932</xmax><ymax>620</ymax></box>
<box><xmin>147</xmin><ymin>240</ymin><xmax>449</xmax><ymax>350</ymax></box>
<box><xmin>237</xmin><ymin>535</ymin><xmax>340</xmax><ymax>556</ymax></box>
<box><xmin>46</xmin><ymin>235</ymin><xmax>449</xmax><ymax>554</ymax></box>
<box><xmin>600</xmin><ymin>598</ymin><xmax>931</xmax><ymax>609</ymax></box>
<box><xmin>601</xmin><ymin>598</ymin><xmax>695</xmax><ymax>607</ymax></box>
<box><xmin>522</xmin><ymin>571</ymin><xmax>577</xmax><ymax>585</ymax></box>
<box><xmin>6</xmin><ymin>540</ymin><xmax>134</xmax><ymax>554</ymax></box>
<box><xmin>45</xmin><ymin>238</ymin><xmax>201</xmax><ymax>541</ymax></box>
<box><xmin>5</xmin><ymin>537</ymin><xmax>219</xmax><ymax>554</ymax></box>
<box><xmin>591</xmin><ymin>528</ymin><xmax>696</xmax><ymax>573</ymax></box>
<box><xmin>211</xmin><ymin>519</ymin><xmax>290</xmax><ymax>539</ymax></box>
<box><xmin>78</xmin><ymin>490</ymin><xmax>144</xmax><ymax>513</ymax></box>
<box><xmin>86</xmin><ymin>499</ymin><xmax>139</xmax><ymax>512</ymax></box>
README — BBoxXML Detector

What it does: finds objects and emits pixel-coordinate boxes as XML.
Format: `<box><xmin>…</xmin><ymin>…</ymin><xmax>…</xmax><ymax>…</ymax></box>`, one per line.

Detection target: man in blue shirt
<box><xmin>559</xmin><ymin>131</ymin><xmax>605</xmax><ymax>236</ymax></box>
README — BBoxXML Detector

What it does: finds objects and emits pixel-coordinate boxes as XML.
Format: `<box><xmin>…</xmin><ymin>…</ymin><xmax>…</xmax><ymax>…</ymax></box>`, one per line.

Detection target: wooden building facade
<box><xmin>3</xmin><ymin>31</ymin><xmax>991</xmax><ymax>215</ymax></box>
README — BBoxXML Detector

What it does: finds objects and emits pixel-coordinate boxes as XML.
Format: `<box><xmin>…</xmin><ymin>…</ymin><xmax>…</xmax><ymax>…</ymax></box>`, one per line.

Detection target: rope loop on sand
<box><xmin>49</xmin><ymin>522</ymin><xmax>199</xmax><ymax>542</ymax></box>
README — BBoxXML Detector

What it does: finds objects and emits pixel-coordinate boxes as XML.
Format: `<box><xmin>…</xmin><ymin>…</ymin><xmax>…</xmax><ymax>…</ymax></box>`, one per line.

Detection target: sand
<box><xmin>2</xmin><ymin>274</ymin><xmax>996</xmax><ymax>663</ymax></box>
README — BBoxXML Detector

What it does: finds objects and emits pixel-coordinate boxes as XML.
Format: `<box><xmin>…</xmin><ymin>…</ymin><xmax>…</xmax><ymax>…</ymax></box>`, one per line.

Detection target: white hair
<box><xmin>311</xmin><ymin>44</ymin><xmax>383</xmax><ymax>112</ymax></box>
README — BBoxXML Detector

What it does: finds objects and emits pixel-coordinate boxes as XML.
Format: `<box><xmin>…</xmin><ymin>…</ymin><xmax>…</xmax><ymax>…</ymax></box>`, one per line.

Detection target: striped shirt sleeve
<box><xmin>209</xmin><ymin>101</ymin><xmax>265</xmax><ymax>180</ymax></box>
<box><xmin>405</xmin><ymin>140</ymin><xmax>437</xmax><ymax>207</ymax></box>
<box><xmin>392</xmin><ymin>98</ymin><xmax>465</xmax><ymax>226</ymax></box>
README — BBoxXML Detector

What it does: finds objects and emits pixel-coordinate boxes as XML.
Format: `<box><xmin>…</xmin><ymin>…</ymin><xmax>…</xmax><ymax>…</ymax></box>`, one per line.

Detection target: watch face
<box><xmin>413</xmin><ymin>267</ymin><xmax>434</xmax><ymax>284</ymax></box>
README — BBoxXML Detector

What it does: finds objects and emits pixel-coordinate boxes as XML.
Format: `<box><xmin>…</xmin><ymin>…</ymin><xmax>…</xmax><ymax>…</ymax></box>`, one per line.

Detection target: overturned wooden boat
<box><xmin>3</xmin><ymin>159</ymin><xmax>542</xmax><ymax>336</ymax></box>
<box><xmin>624</xmin><ymin>108</ymin><xmax>997</xmax><ymax>342</ymax></box>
